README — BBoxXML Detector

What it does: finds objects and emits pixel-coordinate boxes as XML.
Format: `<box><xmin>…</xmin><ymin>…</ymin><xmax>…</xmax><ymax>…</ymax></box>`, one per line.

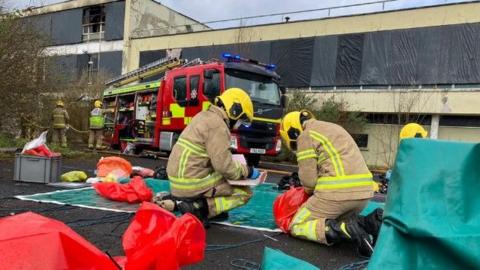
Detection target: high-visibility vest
<box><xmin>53</xmin><ymin>109</ymin><xmax>66</xmax><ymax>129</ymax></box>
<box><xmin>89</xmin><ymin>108</ymin><xmax>104</xmax><ymax>129</ymax></box>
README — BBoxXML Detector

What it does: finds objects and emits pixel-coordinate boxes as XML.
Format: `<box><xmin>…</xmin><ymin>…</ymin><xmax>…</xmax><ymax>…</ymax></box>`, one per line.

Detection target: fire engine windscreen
<box><xmin>225</xmin><ymin>70</ymin><xmax>280</xmax><ymax>106</ymax></box>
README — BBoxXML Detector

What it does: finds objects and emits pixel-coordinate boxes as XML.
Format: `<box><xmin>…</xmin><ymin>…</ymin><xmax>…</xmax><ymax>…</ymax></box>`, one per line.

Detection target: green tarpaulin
<box><xmin>369</xmin><ymin>139</ymin><xmax>480</xmax><ymax>269</ymax></box>
<box><xmin>261</xmin><ymin>247</ymin><xmax>319</xmax><ymax>270</ymax></box>
<box><xmin>18</xmin><ymin>180</ymin><xmax>383</xmax><ymax>231</ymax></box>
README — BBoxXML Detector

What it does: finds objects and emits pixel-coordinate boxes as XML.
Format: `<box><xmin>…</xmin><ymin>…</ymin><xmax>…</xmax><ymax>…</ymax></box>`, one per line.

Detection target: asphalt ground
<box><xmin>0</xmin><ymin>154</ymin><xmax>366</xmax><ymax>270</ymax></box>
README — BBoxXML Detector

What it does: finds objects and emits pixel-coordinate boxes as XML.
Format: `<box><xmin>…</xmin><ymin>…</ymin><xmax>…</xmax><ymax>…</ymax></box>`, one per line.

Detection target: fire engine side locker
<box><xmin>102</xmin><ymin>95</ymin><xmax>118</xmax><ymax>147</ymax></box>
<box><xmin>156</xmin><ymin>79</ymin><xmax>177</xmax><ymax>152</ymax></box>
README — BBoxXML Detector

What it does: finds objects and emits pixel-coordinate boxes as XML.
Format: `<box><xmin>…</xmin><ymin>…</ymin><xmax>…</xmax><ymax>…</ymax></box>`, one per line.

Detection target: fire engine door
<box><xmin>170</xmin><ymin>74</ymin><xmax>201</xmax><ymax>125</ymax></box>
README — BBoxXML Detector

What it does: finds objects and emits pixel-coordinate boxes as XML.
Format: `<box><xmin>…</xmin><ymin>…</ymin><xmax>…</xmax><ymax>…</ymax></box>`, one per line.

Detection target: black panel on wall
<box><xmin>442</xmin><ymin>23</ymin><xmax>480</xmax><ymax>84</ymax></box>
<box><xmin>139</xmin><ymin>50</ymin><xmax>167</xmax><ymax>66</ymax></box>
<box><xmin>76</xmin><ymin>54</ymin><xmax>90</xmax><ymax>77</ymax></box>
<box><xmin>104</xmin><ymin>1</ymin><xmax>125</xmax><ymax>41</ymax></box>
<box><xmin>270</xmin><ymin>38</ymin><xmax>315</xmax><ymax>87</ymax></box>
<box><xmin>139</xmin><ymin>50</ymin><xmax>167</xmax><ymax>82</ymax></box>
<box><xmin>24</xmin><ymin>14</ymin><xmax>53</xmax><ymax>42</ymax></box>
<box><xmin>181</xmin><ymin>45</ymin><xmax>227</xmax><ymax>62</ymax></box>
<box><xmin>415</xmin><ymin>26</ymin><xmax>445</xmax><ymax>84</ymax></box>
<box><xmin>100</xmin><ymin>51</ymin><xmax>123</xmax><ymax>76</ymax></box>
<box><xmin>181</xmin><ymin>41</ymin><xmax>272</xmax><ymax>64</ymax></box>
<box><xmin>335</xmin><ymin>34</ymin><xmax>364</xmax><ymax>86</ymax></box>
<box><xmin>360</xmin><ymin>32</ymin><xmax>389</xmax><ymax>85</ymax></box>
<box><xmin>310</xmin><ymin>36</ymin><xmax>338</xmax><ymax>86</ymax></box>
<box><xmin>49</xmin><ymin>55</ymin><xmax>78</xmax><ymax>80</ymax></box>
<box><xmin>51</xmin><ymin>9</ymin><xmax>83</xmax><ymax>45</ymax></box>
<box><xmin>386</xmin><ymin>29</ymin><xmax>419</xmax><ymax>85</ymax></box>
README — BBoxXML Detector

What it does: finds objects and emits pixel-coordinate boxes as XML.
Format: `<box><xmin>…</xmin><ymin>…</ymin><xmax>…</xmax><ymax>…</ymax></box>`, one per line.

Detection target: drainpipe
<box><xmin>430</xmin><ymin>114</ymin><xmax>439</xmax><ymax>139</ymax></box>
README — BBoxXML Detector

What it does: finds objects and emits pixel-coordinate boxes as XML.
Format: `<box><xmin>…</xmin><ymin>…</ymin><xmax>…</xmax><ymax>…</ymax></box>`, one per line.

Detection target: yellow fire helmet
<box><xmin>215</xmin><ymin>88</ymin><xmax>254</xmax><ymax>123</ymax></box>
<box><xmin>94</xmin><ymin>100</ymin><xmax>102</xmax><ymax>108</ymax></box>
<box><xmin>56</xmin><ymin>100</ymin><xmax>64</xmax><ymax>107</ymax></box>
<box><xmin>399</xmin><ymin>123</ymin><xmax>428</xmax><ymax>140</ymax></box>
<box><xmin>280</xmin><ymin>110</ymin><xmax>315</xmax><ymax>151</ymax></box>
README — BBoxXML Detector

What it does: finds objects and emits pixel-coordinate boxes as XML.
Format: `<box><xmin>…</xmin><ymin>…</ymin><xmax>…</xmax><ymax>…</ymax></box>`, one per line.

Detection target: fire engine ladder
<box><xmin>105</xmin><ymin>56</ymin><xmax>185</xmax><ymax>87</ymax></box>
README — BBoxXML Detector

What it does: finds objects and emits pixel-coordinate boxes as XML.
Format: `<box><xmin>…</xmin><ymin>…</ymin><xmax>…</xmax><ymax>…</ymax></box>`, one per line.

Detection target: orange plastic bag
<box><xmin>96</xmin><ymin>156</ymin><xmax>132</xmax><ymax>178</ymax></box>
<box><xmin>94</xmin><ymin>176</ymin><xmax>153</xmax><ymax>203</ymax></box>
<box><xmin>122</xmin><ymin>202</ymin><xmax>206</xmax><ymax>270</ymax></box>
<box><xmin>273</xmin><ymin>187</ymin><xmax>310</xmax><ymax>233</ymax></box>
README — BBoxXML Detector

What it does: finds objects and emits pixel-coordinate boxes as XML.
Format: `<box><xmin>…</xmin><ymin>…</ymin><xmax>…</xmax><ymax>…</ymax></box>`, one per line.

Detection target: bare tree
<box><xmin>372</xmin><ymin>89</ymin><xmax>432</xmax><ymax>167</ymax></box>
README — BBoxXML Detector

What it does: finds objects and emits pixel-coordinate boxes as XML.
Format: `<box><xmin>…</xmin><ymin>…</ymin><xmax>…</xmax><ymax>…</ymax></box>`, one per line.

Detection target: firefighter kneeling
<box><xmin>157</xmin><ymin>88</ymin><xmax>260</xmax><ymax>226</ymax></box>
<box><xmin>88</xmin><ymin>100</ymin><xmax>107</xmax><ymax>150</ymax></box>
<box><xmin>280</xmin><ymin>110</ymin><xmax>383</xmax><ymax>257</ymax></box>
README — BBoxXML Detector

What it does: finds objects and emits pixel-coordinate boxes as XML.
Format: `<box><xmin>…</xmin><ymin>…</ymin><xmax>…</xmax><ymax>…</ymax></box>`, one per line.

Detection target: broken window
<box><xmin>82</xmin><ymin>6</ymin><xmax>105</xmax><ymax>42</ymax></box>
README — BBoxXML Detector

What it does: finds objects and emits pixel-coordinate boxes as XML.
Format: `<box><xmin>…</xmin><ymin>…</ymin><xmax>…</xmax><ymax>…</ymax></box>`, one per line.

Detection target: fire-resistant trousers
<box><xmin>88</xmin><ymin>129</ymin><xmax>104</xmax><ymax>149</ymax></box>
<box><xmin>52</xmin><ymin>128</ymin><xmax>67</xmax><ymax>147</ymax></box>
<box><xmin>289</xmin><ymin>196</ymin><xmax>369</xmax><ymax>244</ymax></box>
<box><xmin>202</xmin><ymin>181</ymin><xmax>252</xmax><ymax>218</ymax></box>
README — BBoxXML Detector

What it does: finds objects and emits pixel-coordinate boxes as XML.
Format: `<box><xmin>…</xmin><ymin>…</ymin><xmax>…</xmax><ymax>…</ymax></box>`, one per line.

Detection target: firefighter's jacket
<box><xmin>167</xmin><ymin>105</ymin><xmax>249</xmax><ymax>198</ymax></box>
<box><xmin>296</xmin><ymin>119</ymin><xmax>374</xmax><ymax>201</ymax></box>
<box><xmin>52</xmin><ymin>107</ymin><xmax>69</xmax><ymax>129</ymax></box>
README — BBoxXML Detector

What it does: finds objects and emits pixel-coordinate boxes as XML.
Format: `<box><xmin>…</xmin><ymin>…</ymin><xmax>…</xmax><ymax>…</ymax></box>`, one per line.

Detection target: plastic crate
<box><xmin>14</xmin><ymin>154</ymin><xmax>62</xmax><ymax>183</ymax></box>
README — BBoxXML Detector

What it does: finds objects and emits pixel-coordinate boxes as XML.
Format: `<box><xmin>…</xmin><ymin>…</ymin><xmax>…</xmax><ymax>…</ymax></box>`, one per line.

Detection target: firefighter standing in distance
<box><xmin>88</xmin><ymin>100</ymin><xmax>107</xmax><ymax>150</ymax></box>
<box><xmin>280</xmin><ymin>110</ymin><xmax>383</xmax><ymax>257</ymax></box>
<box><xmin>161</xmin><ymin>88</ymin><xmax>260</xmax><ymax>225</ymax></box>
<box><xmin>52</xmin><ymin>100</ymin><xmax>69</xmax><ymax>148</ymax></box>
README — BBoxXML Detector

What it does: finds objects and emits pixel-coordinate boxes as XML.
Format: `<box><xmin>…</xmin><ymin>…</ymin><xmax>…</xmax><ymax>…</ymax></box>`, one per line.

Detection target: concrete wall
<box><xmin>438</xmin><ymin>126</ymin><xmax>480</xmax><ymax>142</ymax></box>
<box><xmin>308</xmin><ymin>89</ymin><xmax>480</xmax><ymax>115</ymax></box>
<box><xmin>125</xmin><ymin>0</ymin><xmax>208</xmax><ymax>39</ymax></box>
<box><xmin>124</xmin><ymin>2</ymin><xmax>480</xmax><ymax>72</ymax></box>
<box><xmin>360</xmin><ymin>123</ymin><xmax>480</xmax><ymax>168</ymax></box>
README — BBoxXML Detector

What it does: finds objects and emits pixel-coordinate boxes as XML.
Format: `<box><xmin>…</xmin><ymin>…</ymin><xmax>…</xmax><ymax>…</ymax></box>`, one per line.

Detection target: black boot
<box><xmin>325</xmin><ymin>216</ymin><xmax>374</xmax><ymax>257</ymax></box>
<box><xmin>152</xmin><ymin>192</ymin><xmax>178</xmax><ymax>212</ymax></box>
<box><xmin>177</xmin><ymin>198</ymin><xmax>210</xmax><ymax>228</ymax></box>
<box><xmin>359</xmin><ymin>208</ymin><xmax>383</xmax><ymax>245</ymax></box>
<box><xmin>210</xmin><ymin>212</ymin><xmax>229</xmax><ymax>222</ymax></box>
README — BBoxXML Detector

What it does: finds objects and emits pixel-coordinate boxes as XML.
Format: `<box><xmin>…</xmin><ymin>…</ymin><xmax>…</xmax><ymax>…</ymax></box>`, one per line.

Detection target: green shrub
<box><xmin>274</xmin><ymin>91</ymin><xmax>367</xmax><ymax>162</ymax></box>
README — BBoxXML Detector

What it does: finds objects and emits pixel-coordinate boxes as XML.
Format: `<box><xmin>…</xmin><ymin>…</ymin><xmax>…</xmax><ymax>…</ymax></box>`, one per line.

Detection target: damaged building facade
<box><xmin>22</xmin><ymin>0</ymin><xmax>480</xmax><ymax>167</ymax></box>
<box><xmin>22</xmin><ymin>0</ymin><xmax>208</xmax><ymax>81</ymax></box>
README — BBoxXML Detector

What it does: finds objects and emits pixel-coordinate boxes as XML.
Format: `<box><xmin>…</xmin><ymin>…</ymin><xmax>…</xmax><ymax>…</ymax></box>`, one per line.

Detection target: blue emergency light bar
<box><xmin>222</xmin><ymin>52</ymin><xmax>277</xmax><ymax>71</ymax></box>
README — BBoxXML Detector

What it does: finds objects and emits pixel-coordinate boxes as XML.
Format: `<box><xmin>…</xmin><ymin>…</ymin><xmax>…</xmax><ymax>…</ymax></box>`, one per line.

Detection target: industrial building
<box><xmin>22</xmin><ymin>0</ymin><xmax>208</xmax><ymax>79</ymax></box>
<box><xmin>23</xmin><ymin>0</ymin><xmax>480</xmax><ymax>167</ymax></box>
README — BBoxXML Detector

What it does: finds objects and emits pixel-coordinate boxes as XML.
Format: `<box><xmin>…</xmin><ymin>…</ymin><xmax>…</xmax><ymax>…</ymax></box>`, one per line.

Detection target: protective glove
<box><xmin>249</xmin><ymin>167</ymin><xmax>261</xmax><ymax>179</ymax></box>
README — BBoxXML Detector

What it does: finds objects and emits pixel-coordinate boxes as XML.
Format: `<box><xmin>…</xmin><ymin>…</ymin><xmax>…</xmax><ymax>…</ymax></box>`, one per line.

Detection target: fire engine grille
<box><xmin>238</xmin><ymin>121</ymin><xmax>277</xmax><ymax>150</ymax></box>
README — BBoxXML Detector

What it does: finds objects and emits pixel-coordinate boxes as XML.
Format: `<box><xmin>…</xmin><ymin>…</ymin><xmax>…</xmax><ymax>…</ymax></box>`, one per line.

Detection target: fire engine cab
<box><xmin>102</xmin><ymin>53</ymin><xmax>286</xmax><ymax>165</ymax></box>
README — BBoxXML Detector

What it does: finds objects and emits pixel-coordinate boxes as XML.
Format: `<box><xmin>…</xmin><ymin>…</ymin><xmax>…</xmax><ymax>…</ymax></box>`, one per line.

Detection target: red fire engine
<box><xmin>102</xmin><ymin>54</ymin><xmax>286</xmax><ymax>165</ymax></box>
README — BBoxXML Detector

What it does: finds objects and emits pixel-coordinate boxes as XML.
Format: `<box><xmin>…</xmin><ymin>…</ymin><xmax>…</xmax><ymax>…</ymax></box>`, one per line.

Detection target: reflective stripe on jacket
<box><xmin>52</xmin><ymin>108</ymin><xmax>69</xmax><ymax>129</ymax></box>
<box><xmin>296</xmin><ymin>119</ymin><xmax>374</xmax><ymax>201</ymax></box>
<box><xmin>89</xmin><ymin>108</ymin><xmax>105</xmax><ymax>129</ymax></box>
<box><xmin>166</xmin><ymin>105</ymin><xmax>249</xmax><ymax>198</ymax></box>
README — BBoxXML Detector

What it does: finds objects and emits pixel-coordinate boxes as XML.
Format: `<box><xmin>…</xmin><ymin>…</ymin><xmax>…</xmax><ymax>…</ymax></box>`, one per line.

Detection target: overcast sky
<box><xmin>3</xmin><ymin>0</ymin><xmax>476</xmax><ymax>27</ymax></box>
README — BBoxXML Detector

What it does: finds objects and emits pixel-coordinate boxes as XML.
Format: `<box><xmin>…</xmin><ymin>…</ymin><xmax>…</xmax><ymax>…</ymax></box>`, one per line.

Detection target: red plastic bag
<box><xmin>94</xmin><ymin>176</ymin><xmax>153</xmax><ymax>203</ymax></box>
<box><xmin>23</xmin><ymin>145</ymin><xmax>60</xmax><ymax>157</ymax></box>
<box><xmin>273</xmin><ymin>187</ymin><xmax>310</xmax><ymax>233</ymax></box>
<box><xmin>0</xmin><ymin>212</ymin><xmax>118</xmax><ymax>270</ymax></box>
<box><xmin>122</xmin><ymin>202</ymin><xmax>206</xmax><ymax>270</ymax></box>
<box><xmin>96</xmin><ymin>156</ymin><xmax>132</xmax><ymax>178</ymax></box>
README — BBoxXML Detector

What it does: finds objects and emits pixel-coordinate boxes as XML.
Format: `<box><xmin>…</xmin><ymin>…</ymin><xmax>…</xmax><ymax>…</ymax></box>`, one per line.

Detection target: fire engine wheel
<box><xmin>246</xmin><ymin>154</ymin><xmax>261</xmax><ymax>167</ymax></box>
<box><xmin>133</xmin><ymin>147</ymin><xmax>143</xmax><ymax>155</ymax></box>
